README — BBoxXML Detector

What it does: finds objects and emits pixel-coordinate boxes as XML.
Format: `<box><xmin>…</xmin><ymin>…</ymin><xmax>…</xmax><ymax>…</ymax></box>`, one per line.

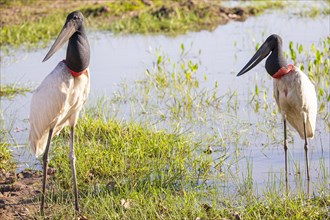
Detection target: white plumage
<box><xmin>273</xmin><ymin>66</ymin><xmax>317</xmax><ymax>139</ymax></box>
<box><xmin>29</xmin><ymin>61</ymin><xmax>90</xmax><ymax>157</ymax></box>
<box><xmin>30</xmin><ymin>11</ymin><xmax>90</xmax><ymax>214</ymax></box>
<box><xmin>237</xmin><ymin>34</ymin><xmax>318</xmax><ymax>192</ymax></box>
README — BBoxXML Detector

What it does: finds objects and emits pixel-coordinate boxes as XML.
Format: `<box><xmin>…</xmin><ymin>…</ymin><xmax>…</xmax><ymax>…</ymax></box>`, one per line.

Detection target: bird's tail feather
<box><xmin>29</xmin><ymin>128</ymin><xmax>49</xmax><ymax>157</ymax></box>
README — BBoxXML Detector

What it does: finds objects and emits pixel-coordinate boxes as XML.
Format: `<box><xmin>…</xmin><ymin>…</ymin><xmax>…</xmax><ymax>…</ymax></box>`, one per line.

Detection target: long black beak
<box><xmin>42</xmin><ymin>20</ymin><xmax>76</xmax><ymax>62</ymax></box>
<box><xmin>237</xmin><ymin>41</ymin><xmax>272</xmax><ymax>76</ymax></box>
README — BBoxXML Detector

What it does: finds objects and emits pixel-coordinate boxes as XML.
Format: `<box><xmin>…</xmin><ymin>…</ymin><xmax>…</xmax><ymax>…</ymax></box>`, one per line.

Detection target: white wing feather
<box><xmin>29</xmin><ymin>61</ymin><xmax>90</xmax><ymax>157</ymax></box>
<box><xmin>273</xmin><ymin>67</ymin><xmax>317</xmax><ymax>139</ymax></box>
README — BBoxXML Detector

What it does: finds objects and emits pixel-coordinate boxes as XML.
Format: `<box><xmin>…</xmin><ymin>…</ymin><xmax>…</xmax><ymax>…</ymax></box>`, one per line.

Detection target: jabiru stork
<box><xmin>237</xmin><ymin>34</ymin><xmax>317</xmax><ymax>191</ymax></box>
<box><xmin>29</xmin><ymin>11</ymin><xmax>90</xmax><ymax>214</ymax></box>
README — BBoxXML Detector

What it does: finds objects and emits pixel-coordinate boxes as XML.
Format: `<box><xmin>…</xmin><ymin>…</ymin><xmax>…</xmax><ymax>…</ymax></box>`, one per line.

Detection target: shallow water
<box><xmin>1</xmin><ymin>6</ymin><xmax>329</xmax><ymax>194</ymax></box>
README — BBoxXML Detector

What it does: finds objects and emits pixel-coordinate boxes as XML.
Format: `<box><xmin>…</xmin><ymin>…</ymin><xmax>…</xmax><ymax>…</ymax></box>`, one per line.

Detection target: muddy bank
<box><xmin>1</xmin><ymin>0</ymin><xmax>284</xmax><ymax>48</ymax></box>
<box><xmin>0</xmin><ymin>169</ymin><xmax>44</xmax><ymax>219</ymax></box>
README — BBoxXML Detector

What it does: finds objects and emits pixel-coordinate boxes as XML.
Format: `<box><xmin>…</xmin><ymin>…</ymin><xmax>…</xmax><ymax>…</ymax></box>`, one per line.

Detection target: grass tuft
<box><xmin>0</xmin><ymin>83</ymin><xmax>33</xmax><ymax>98</ymax></box>
<box><xmin>0</xmin><ymin>143</ymin><xmax>15</xmax><ymax>172</ymax></box>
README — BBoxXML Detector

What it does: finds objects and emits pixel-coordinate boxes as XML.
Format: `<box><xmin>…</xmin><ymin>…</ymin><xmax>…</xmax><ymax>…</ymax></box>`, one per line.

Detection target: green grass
<box><xmin>0</xmin><ymin>0</ymin><xmax>286</xmax><ymax>49</ymax></box>
<box><xmin>1</xmin><ymin>13</ymin><xmax>67</xmax><ymax>49</ymax></box>
<box><xmin>46</xmin><ymin>116</ymin><xmax>211</xmax><ymax>219</ymax></box>
<box><xmin>0</xmin><ymin>142</ymin><xmax>15</xmax><ymax>172</ymax></box>
<box><xmin>1</xmin><ymin>2</ymin><xmax>328</xmax><ymax>216</ymax></box>
<box><xmin>0</xmin><ymin>83</ymin><xmax>33</xmax><ymax>98</ymax></box>
<box><xmin>286</xmin><ymin>37</ymin><xmax>330</xmax><ymax>130</ymax></box>
<box><xmin>0</xmin><ymin>38</ymin><xmax>328</xmax><ymax>219</ymax></box>
<box><xmin>3</xmin><ymin>0</ymin><xmax>329</xmax><ymax>52</ymax></box>
<box><xmin>296</xmin><ymin>2</ymin><xmax>330</xmax><ymax>18</ymax></box>
<box><xmin>52</xmin><ymin>117</ymin><xmax>201</xmax><ymax>191</ymax></box>
<box><xmin>25</xmin><ymin>42</ymin><xmax>329</xmax><ymax>219</ymax></box>
<box><xmin>244</xmin><ymin>0</ymin><xmax>286</xmax><ymax>15</ymax></box>
<box><xmin>39</xmin><ymin>110</ymin><xmax>329</xmax><ymax>219</ymax></box>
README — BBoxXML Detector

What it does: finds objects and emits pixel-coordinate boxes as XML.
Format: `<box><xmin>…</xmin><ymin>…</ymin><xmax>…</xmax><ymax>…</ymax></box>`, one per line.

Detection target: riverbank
<box><xmin>1</xmin><ymin>0</ymin><xmax>286</xmax><ymax>48</ymax></box>
<box><xmin>1</xmin><ymin>1</ymin><xmax>329</xmax><ymax>219</ymax></box>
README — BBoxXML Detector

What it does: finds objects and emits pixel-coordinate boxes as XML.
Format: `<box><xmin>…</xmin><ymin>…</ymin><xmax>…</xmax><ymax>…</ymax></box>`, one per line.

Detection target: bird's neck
<box><xmin>265</xmin><ymin>45</ymin><xmax>290</xmax><ymax>78</ymax></box>
<box><xmin>66</xmin><ymin>27</ymin><xmax>90</xmax><ymax>73</ymax></box>
<box><xmin>272</xmin><ymin>64</ymin><xmax>295</xmax><ymax>79</ymax></box>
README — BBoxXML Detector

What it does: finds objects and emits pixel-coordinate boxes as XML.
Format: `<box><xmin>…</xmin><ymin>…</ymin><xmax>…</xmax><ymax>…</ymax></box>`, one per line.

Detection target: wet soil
<box><xmin>0</xmin><ymin>169</ymin><xmax>43</xmax><ymax>219</ymax></box>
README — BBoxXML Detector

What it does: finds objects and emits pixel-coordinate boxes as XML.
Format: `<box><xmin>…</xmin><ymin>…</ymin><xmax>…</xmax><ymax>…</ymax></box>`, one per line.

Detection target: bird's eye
<box><xmin>73</xmin><ymin>15</ymin><xmax>78</xmax><ymax>20</ymax></box>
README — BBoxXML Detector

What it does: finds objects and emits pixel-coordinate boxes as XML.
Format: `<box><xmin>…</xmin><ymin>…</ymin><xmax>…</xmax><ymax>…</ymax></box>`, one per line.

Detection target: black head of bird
<box><xmin>237</xmin><ymin>34</ymin><xmax>288</xmax><ymax>77</ymax></box>
<box><xmin>42</xmin><ymin>11</ymin><xmax>90</xmax><ymax>73</ymax></box>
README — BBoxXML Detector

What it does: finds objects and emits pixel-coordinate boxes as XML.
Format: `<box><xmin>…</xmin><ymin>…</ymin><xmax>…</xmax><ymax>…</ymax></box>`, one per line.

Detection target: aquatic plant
<box><xmin>0</xmin><ymin>83</ymin><xmax>33</xmax><ymax>98</ymax></box>
<box><xmin>252</xmin><ymin>37</ymin><xmax>329</xmax><ymax>130</ymax></box>
<box><xmin>288</xmin><ymin>37</ymin><xmax>330</xmax><ymax>129</ymax></box>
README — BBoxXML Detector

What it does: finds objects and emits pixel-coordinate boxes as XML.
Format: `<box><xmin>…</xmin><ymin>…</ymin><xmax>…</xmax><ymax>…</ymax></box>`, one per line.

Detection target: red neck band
<box><xmin>62</xmin><ymin>60</ymin><xmax>86</xmax><ymax>77</ymax></box>
<box><xmin>272</xmin><ymin>64</ymin><xmax>294</xmax><ymax>79</ymax></box>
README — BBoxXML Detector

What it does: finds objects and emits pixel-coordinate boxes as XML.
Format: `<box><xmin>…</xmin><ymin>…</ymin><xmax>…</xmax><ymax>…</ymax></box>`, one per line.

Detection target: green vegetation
<box><xmin>47</xmin><ymin>116</ymin><xmax>209</xmax><ymax>218</ymax></box>
<box><xmin>244</xmin><ymin>1</ymin><xmax>285</xmax><ymax>15</ymax></box>
<box><xmin>29</xmin><ymin>44</ymin><xmax>328</xmax><ymax>219</ymax></box>
<box><xmin>287</xmin><ymin>37</ymin><xmax>330</xmax><ymax>130</ymax></box>
<box><xmin>252</xmin><ymin>36</ymin><xmax>330</xmax><ymax>130</ymax></box>
<box><xmin>0</xmin><ymin>143</ymin><xmax>15</xmax><ymax>172</ymax></box>
<box><xmin>1</xmin><ymin>1</ymin><xmax>329</xmax><ymax>218</ymax></box>
<box><xmin>41</xmin><ymin>114</ymin><xmax>329</xmax><ymax>219</ymax></box>
<box><xmin>1</xmin><ymin>0</ymin><xmax>286</xmax><ymax>49</ymax></box>
<box><xmin>0</xmin><ymin>83</ymin><xmax>33</xmax><ymax>98</ymax></box>
<box><xmin>297</xmin><ymin>2</ymin><xmax>330</xmax><ymax>18</ymax></box>
<box><xmin>0</xmin><ymin>44</ymin><xmax>328</xmax><ymax>218</ymax></box>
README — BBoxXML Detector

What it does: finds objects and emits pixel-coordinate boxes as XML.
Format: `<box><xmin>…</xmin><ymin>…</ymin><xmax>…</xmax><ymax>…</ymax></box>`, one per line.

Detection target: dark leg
<box><xmin>41</xmin><ymin>129</ymin><xmax>53</xmax><ymax>215</ymax></box>
<box><xmin>303</xmin><ymin>117</ymin><xmax>310</xmax><ymax>195</ymax></box>
<box><xmin>69</xmin><ymin>126</ymin><xmax>80</xmax><ymax>212</ymax></box>
<box><xmin>303</xmin><ymin>119</ymin><xmax>310</xmax><ymax>180</ymax></box>
<box><xmin>284</xmin><ymin>119</ymin><xmax>288</xmax><ymax>193</ymax></box>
